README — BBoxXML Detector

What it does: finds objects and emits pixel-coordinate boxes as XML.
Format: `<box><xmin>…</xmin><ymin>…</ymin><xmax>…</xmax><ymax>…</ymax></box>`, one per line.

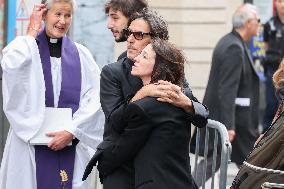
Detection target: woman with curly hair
<box><xmin>84</xmin><ymin>38</ymin><xmax>200</xmax><ymax>189</ymax></box>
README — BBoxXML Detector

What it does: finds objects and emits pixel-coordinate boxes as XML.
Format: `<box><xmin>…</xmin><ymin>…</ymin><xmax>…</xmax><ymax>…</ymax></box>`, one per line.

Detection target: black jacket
<box><xmin>83</xmin><ymin>57</ymin><xmax>208</xmax><ymax>188</ymax></box>
<box><xmin>98</xmin><ymin>97</ymin><xmax>198</xmax><ymax>189</ymax></box>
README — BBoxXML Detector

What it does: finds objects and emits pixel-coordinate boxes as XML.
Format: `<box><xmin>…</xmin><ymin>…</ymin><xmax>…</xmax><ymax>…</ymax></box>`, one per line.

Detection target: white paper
<box><xmin>235</xmin><ymin>98</ymin><xmax>250</xmax><ymax>107</ymax></box>
<box><xmin>29</xmin><ymin>107</ymin><xmax>72</xmax><ymax>145</ymax></box>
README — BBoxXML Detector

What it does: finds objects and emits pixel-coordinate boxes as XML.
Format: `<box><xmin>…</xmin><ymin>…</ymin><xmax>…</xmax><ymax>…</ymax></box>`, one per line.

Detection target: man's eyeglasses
<box><xmin>124</xmin><ymin>29</ymin><xmax>152</xmax><ymax>40</ymax></box>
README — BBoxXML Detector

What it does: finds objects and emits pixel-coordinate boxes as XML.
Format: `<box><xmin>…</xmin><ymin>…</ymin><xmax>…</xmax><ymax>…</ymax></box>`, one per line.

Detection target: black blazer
<box><xmin>99</xmin><ymin>97</ymin><xmax>198</xmax><ymax>189</ymax></box>
<box><xmin>83</xmin><ymin>57</ymin><xmax>208</xmax><ymax>188</ymax></box>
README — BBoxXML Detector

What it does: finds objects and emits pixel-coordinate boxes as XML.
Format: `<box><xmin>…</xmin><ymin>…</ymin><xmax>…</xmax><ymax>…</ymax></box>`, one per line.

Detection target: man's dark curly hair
<box><xmin>150</xmin><ymin>38</ymin><xmax>185</xmax><ymax>87</ymax></box>
<box><xmin>129</xmin><ymin>8</ymin><xmax>169</xmax><ymax>40</ymax></box>
<box><xmin>105</xmin><ymin>0</ymin><xmax>148</xmax><ymax>18</ymax></box>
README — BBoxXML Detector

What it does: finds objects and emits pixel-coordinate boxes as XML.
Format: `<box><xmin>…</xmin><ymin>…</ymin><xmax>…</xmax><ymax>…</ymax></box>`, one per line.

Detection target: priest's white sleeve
<box><xmin>1</xmin><ymin>36</ymin><xmax>45</xmax><ymax>142</ymax></box>
<box><xmin>66</xmin><ymin>43</ymin><xmax>104</xmax><ymax>150</ymax></box>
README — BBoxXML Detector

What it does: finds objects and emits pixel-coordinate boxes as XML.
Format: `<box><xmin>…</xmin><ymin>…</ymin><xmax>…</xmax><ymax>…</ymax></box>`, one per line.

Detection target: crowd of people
<box><xmin>0</xmin><ymin>0</ymin><xmax>283</xmax><ymax>189</ymax></box>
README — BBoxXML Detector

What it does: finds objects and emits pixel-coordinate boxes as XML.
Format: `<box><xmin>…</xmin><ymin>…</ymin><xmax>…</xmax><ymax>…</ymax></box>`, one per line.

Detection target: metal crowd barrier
<box><xmin>192</xmin><ymin>119</ymin><xmax>232</xmax><ymax>189</ymax></box>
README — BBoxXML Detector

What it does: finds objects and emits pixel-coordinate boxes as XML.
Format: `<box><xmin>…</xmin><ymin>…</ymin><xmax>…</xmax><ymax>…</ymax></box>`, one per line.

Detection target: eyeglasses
<box><xmin>124</xmin><ymin>29</ymin><xmax>152</xmax><ymax>40</ymax></box>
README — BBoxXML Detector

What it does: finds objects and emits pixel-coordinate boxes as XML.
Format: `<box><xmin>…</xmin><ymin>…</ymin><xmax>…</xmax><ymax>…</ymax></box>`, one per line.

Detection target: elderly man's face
<box><xmin>126</xmin><ymin>18</ymin><xmax>151</xmax><ymax>61</ymax></box>
<box><xmin>247</xmin><ymin>12</ymin><xmax>260</xmax><ymax>38</ymax></box>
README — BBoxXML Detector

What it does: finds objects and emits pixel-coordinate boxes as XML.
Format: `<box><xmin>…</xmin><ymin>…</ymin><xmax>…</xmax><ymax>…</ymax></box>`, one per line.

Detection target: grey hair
<box><xmin>232</xmin><ymin>3</ymin><xmax>258</xmax><ymax>29</ymax></box>
<box><xmin>129</xmin><ymin>8</ymin><xmax>169</xmax><ymax>40</ymax></box>
<box><xmin>41</xmin><ymin>0</ymin><xmax>76</xmax><ymax>12</ymax></box>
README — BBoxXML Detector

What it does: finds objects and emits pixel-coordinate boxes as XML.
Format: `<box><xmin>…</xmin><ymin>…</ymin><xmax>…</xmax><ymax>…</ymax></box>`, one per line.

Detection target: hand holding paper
<box><xmin>47</xmin><ymin>130</ymin><xmax>73</xmax><ymax>151</ymax></box>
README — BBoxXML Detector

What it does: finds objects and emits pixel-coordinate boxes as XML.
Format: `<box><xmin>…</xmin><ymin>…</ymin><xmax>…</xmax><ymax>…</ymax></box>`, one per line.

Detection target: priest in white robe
<box><xmin>0</xmin><ymin>0</ymin><xmax>104</xmax><ymax>188</ymax></box>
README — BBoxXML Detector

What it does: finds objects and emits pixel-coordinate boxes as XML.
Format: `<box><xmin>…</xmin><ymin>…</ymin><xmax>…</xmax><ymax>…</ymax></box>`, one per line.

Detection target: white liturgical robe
<box><xmin>0</xmin><ymin>36</ymin><xmax>104</xmax><ymax>189</ymax></box>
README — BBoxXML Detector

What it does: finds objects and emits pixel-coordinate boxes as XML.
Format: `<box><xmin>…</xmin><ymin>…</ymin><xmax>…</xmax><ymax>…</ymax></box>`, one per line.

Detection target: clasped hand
<box><xmin>47</xmin><ymin>130</ymin><xmax>73</xmax><ymax>151</ymax></box>
<box><xmin>131</xmin><ymin>80</ymin><xmax>193</xmax><ymax>113</ymax></box>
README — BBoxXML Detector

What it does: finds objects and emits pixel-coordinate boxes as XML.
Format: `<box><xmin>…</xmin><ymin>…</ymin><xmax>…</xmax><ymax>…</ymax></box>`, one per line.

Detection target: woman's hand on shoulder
<box><xmin>156</xmin><ymin>80</ymin><xmax>194</xmax><ymax>113</ymax></box>
<box><xmin>131</xmin><ymin>80</ymin><xmax>180</xmax><ymax>102</ymax></box>
<box><xmin>130</xmin><ymin>83</ymin><xmax>163</xmax><ymax>102</ymax></box>
<box><xmin>131</xmin><ymin>80</ymin><xmax>194</xmax><ymax>114</ymax></box>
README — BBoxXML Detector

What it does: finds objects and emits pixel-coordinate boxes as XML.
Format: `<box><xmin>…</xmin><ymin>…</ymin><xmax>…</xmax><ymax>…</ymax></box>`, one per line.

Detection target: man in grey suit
<box><xmin>191</xmin><ymin>3</ymin><xmax>261</xmax><ymax>186</ymax></box>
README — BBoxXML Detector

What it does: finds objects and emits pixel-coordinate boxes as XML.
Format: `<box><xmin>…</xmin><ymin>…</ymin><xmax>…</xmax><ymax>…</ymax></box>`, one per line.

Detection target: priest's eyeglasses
<box><xmin>124</xmin><ymin>29</ymin><xmax>152</xmax><ymax>40</ymax></box>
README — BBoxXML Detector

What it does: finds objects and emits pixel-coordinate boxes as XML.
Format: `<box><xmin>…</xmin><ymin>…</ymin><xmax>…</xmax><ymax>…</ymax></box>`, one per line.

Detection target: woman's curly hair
<box><xmin>150</xmin><ymin>38</ymin><xmax>186</xmax><ymax>88</ymax></box>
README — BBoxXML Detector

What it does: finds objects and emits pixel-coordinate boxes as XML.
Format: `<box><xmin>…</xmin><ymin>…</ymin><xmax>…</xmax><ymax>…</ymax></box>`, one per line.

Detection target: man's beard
<box><xmin>115</xmin><ymin>29</ymin><xmax>128</xmax><ymax>42</ymax></box>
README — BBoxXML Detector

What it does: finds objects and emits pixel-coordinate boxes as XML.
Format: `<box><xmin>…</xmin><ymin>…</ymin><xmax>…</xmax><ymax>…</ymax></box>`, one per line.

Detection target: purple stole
<box><xmin>35</xmin><ymin>29</ymin><xmax>81</xmax><ymax>189</ymax></box>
